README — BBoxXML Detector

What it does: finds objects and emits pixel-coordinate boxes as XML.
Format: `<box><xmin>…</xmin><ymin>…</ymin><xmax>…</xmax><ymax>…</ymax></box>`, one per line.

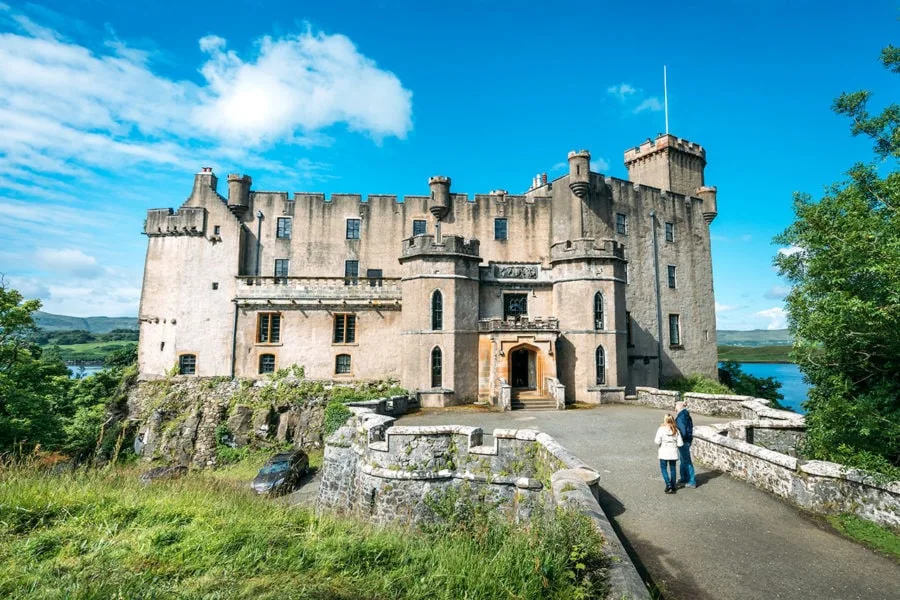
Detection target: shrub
<box><xmin>324</xmin><ymin>401</ymin><xmax>353</xmax><ymax>437</ymax></box>
<box><xmin>663</xmin><ymin>374</ymin><xmax>733</xmax><ymax>395</ymax></box>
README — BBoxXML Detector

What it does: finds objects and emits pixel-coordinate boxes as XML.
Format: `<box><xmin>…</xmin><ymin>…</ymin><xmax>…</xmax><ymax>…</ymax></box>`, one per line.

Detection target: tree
<box><xmin>718</xmin><ymin>361</ymin><xmax>784</xmax><ymax>407</ymax></box>
<box><xmin>774</xmin><ymin>46</ymin><xmax>900</xmax><ymax>474</ymax></box>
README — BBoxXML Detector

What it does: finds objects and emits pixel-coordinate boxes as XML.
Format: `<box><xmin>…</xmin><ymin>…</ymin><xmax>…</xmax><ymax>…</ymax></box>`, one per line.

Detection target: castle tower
<box><xmin>399</xmin><ymin>234</ymin><xmax>482</xmax><ymax>407</ymax></box>
<box><xmin>623</xmin><ymin>134</ymin><xmax>706</xmax><ymax>196</ymax></box>
<box><xmin>227</xmin><ymin>173</ymin><xmax>252</xmax><ymax>217</ymax></box>
<box><xmin>568</xmin><ymin>150</ymin><xmax>591</xmax><ymax>198</ymax></box>
<box><xmin>550</xmin><ymin>238</ymin><xmax>628</xmax><ymax>403</ymax></box>
<box><xmin>428</xmin><ymin>176</ymin><xmax>451</xmax><ymax>221</ymax></box>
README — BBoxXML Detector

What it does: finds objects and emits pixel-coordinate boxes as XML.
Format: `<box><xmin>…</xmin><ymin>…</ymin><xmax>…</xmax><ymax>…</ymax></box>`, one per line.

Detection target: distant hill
<box><xmin>34</xmin><ymin>311</ymin><xmax>138</xmax><ymax>333</ymax></box>
<box><xmin>717</xmin><ymin>329</ymin><xmax>792</xmax><ymax>347</ymax></box>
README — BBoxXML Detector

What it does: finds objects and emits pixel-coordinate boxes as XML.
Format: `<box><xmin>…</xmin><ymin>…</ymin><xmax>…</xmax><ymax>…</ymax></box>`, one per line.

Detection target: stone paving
<box><xmin>400</xmin><ymin>404</ymin><xmax>900</xmax><ymax>600</ymax></box>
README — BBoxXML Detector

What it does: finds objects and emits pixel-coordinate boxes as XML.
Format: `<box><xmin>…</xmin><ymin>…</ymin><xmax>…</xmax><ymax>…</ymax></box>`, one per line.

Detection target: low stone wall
<box><xmin>317</xmin><ymin>413</ymin><xmax>650</xmax><ymax>599</ymax></box>
<box><xmin>609</xmin><ymin>387</ymin><xmax>770</xmax><ymax>418</ymax></box>
<box><xmin>693</xmin><ymin>407</ymin><xmax>900</xmax><ymax>529</ymax></box>
<box><xmin>586</xmin><ymin>386</ymin><xmax>626</xmax><ymax>405</ymax></box>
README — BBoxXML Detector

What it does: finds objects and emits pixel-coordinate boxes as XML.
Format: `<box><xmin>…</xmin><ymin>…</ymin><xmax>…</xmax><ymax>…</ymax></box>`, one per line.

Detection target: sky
<box><xmin>0</xmin><ymin>0</ymin><xmax>897</xmax><ymax>328</ymax></box>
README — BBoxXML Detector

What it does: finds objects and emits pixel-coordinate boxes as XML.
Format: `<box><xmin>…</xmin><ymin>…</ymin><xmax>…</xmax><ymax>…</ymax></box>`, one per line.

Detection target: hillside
<box><xmin>34</xmin><ymin>311</ymin><xmax>137</xmax><ymax>333</ymax></box>
<box><xmin>717</xmin><ymin>329</ymin><xmax>792</xmax><ymax>346</ymax></box>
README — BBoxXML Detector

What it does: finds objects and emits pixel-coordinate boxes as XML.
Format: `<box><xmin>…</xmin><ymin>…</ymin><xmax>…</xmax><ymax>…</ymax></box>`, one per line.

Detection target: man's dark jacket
<box><xmin>676</xmin><ymin>409</ymin><xmax>693</xmax><ymax>443</ymax></box>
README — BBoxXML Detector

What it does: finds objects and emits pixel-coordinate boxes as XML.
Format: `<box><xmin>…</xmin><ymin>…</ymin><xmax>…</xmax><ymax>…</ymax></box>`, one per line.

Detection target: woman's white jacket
<box><xmin>655</xmin><ymin>426</ymin><xmax>684</xmax><ymax>460</ymax></box>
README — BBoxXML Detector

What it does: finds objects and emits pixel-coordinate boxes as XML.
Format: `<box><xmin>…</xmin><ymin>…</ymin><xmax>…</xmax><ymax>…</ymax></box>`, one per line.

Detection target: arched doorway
<box><xmin>509</xmin><ymin>346</ymin><xmax>537</xmax><ymax>390</ymax></box>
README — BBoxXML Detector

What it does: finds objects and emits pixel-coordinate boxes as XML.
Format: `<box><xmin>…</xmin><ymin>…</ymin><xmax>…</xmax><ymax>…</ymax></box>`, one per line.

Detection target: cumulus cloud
<box><xmin>633</xmin><ymin>97</ymin><xmax>663</xmax><ymax>113</ymax></box>
<box><xmin>34</xmin><ymin>248</ymin><xmax>103</xmax><ymax>278</ymax></box>
<box><xmin>590</xmin><ymin>158</ymin><xmax>610</xmax><ymax>172</ymax></box>
<box><xmin>754</xmin><ymin>307</ymin><xmax>787</xmax><ymax>330</ymax></box>
<box><xmin>764</xmin><ymin>285</ymin><xmax>791</xmax><ymax>300</ymax></box>
<box><xmin>778</xmin><ymin>245</ymin><xmax>804</xmax><ymax>256</ymax></box>
<box><xmin>606</xmin><ymin>83</ymin><xmax>636</xmax><ymax>102</ymax></box>
<box><xmin>607</xmin><ymin>81</ymin><xmax>663</xmax><ymax>115</ymax></box>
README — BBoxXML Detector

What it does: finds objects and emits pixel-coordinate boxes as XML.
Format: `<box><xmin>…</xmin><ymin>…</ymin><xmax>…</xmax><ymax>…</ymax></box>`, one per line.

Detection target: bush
<box><xmin>663</xmin><ymin>374</ymin><xmax>733</xmax><ymax>395</ymax></box>
<box><xmin>718</xmin><ymin>361</ymin><xmax>785</xmax><ymax>406</ymax></box>
<box><xmin>324</xmin><ymin>401</ymin><xmax>353</xmax><ymax>437</ymax></box>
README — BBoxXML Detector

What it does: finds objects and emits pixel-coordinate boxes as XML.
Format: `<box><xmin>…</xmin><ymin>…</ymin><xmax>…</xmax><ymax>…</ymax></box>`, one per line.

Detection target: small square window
<box><xmin>346</xmin><ymin>219</ymin><xmax>361</xmax><ymax>239</ymax></box>
<box><xmin>665</xmin><ymin>222</ymin><xmax>675</xmax><ymax>243</ymax></box>
<box><xmin>616</xmin><ymin>213</ymin><xmax>627</xmax><ymax>235</ymax></box>
<box><xmin>274</xmin><ymin>259</ymin><xmax>289</xmax><ymax>283</ymax></box>
<box><xmin>412</xmin><ymin>219</ymin><xmax>427</xmax><ymax>236</ymax></box>
<box><xmin>344</xmin><ymin>260</ymin><xmax>359</xmax><ymax>286</ymax></box>
<box><xmin>179</xmin><ymin>354</ymin><xmax>196</xmax><ymax>375</ymax></box>
<box><xmin>214</xmin><ymin>225</ymin><xmax>221</xmax><ymax>235</ymax></box>
<box><xmin>494</xmin><ymin>218</ymin><xmax>508</xmax><ymax>241</ymax></box>
<box><xmin>276</xmin><ymin>217</ymin><xmax>292</xmax><ymax>239</ymax></box>
<box><xmin>259</xmin><ymin>353</ymin><xmax>276</xmax><ymax>374</ymax></box>
<box><xmin>669</xmin><ymin>314</ymin><xmax>681</xmax><ymax>347</ymax></box>
<box><xmin>335</xmin><ymin>354</ymin><xmax>351</xmax><ymax>374</ymax></box>
<box><xmin>211</xmin><ymin>282</ymin><xmax>218</xmax><ymax>290</ymax></box>
<box><xmin>667</xmin><ymin>265</ymin><xmax>677</xmax><ymax>289</ymax></box>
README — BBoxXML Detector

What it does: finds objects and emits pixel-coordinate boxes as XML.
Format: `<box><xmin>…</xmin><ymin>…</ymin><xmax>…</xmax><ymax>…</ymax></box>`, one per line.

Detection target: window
<box><xmin>593</xmin><ymin>292</ymin><xmax>604</xmax><ymax>330</ymax></box>
<box><xmin>626</xmin><ymin>311</ymin><xmax>633</xmax><ymax>346</ymax></box>
<box><xmin>333</xmin><ymin>314</ymin><xmax>357</xmax><ymax>344</ymax></box>
<box><xmin>257</xmin><ymin>313</ymin><xmax>281</xmax><ymax>344</ymax></box>
<box><xmin>366</xmin><ymin>269</ymin><xmax>383</xmax><ymax>287</ymax></box>
<box><xmin>274</xmin><ymin>259</ymin><xmax>289</xmax><ymax>283</ymax></box>
<box><xmin>344</xmin><ymin>260</ymin><xmax>359</xmax><ymax>286</ymax></box>
<box><xmin>346</xmin><ymin>219</ymin><xmax>360</xmax><ymax>239</ymax></box>
<box><xmin>214</xmin><ymin>225</ymin><xmax>221</xmax><ymax>235</ymax></box>
<box><xmin>615</xmin><ymin>213</ymin><xmax>627</xmax><ymax>235</ymax></box>
<box><xmin>412</xmin><ymin>219</ymin><xmax>427</xmax><ymax>236</ymax></box>
<box><xmin>503</xmin><ymin>293</ymin><xmax>528</xmax><ymax>320</ymax></box>
<box><xmin>276</xmin><ymin>217</ymin><xmax>292</xmax><ymax>239</ymax></box>
<box><xmin>595</xmin><ymin>346</ymin><xmax>605</xmax><ymax>385</ymax></box>
<box><xmin>494</xmin><ymin>218</ymin><xmax>508</xmax><ymax>241</ymax></box>
<box><xmin>431</xmin><ymin>290</ymin><xmax>443</xmax><ymax>330</ymax></box>
<box><xmin>431</xmin><ymin>347</ymin><xmax>442</xmax><ymax>388</ymax></box>
<box><xmin>669</xmin><ymin>314</ymin><xmax>681</xmax><ymax>346</ymax></box>
<box><xmin>259</xmin><ymin>354</ymin><xmax>276</xmax><ymax>374</ymax></box>
<box><xmin>179</xmin><ymin>354</ymin><xmax>196</xmax><ymax>375</ymax></box>
<box><xmin>211</xmin><ymin>282</ymin><xmax>218</xmax><ymax>290</ymax></box>
<box><xmin>665</xmin><ymin>222</ymin><xmax>675</xmax><ymax>243</ymax></box>
<box><xmin>335</xmin><ymin>354</ymin><xmax>351</xmax><ymax>374</ymax></box>
<box><xmin>667</xmin><ymin>265</ymin><xmax>677</xmax><ymax>289</ymax></box>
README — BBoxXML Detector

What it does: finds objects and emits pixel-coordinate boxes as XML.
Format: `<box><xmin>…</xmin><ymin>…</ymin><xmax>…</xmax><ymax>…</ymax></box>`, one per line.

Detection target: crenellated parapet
<box><xmin>144</xmin><ymin>207</ymin><xmax>205</xmax><ymax>237</ymax></box>
<box><xmin>624</xmin><ymin>134</ymin><xmax>706</xmax><ymax>164</ymax></box>
<box><xmin>550</xmin><ymin>238</ymin><xmax>626</xmax><ymax>263</ymax></box>
<box><xmin>400</xmin><ymin>234</ymin><xmax>481</xmax><ymax>260</ymax></box>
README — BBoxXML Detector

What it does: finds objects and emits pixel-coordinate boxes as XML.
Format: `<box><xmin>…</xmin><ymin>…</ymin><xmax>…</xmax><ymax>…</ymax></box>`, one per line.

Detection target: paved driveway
<box><xmin>400</xmin><ymin>405</ymin><xmax>899</xmax><ymax>600</ymax></box>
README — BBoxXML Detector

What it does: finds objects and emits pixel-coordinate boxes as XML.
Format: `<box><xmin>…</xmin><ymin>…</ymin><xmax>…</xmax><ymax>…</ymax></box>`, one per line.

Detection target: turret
<box><xmin>192</xmin><ymin>166</ymin><xmax>218</xmax><ymax>197</ymax></box>
<box><xmin>568</xmin><ymin>150</ymin><xmax>591</xmax><ymax>198</ymax></box>
<box><xmin>623</xmin><ymin>134</ymin><xmax>706</xmax><ymax>196</ymax></box>
<box><xmin>697</xmin><ymin>186</ymin><xmax>718</xmax><ymax>223</ymax></box>
<box><xmin>227</xmin><ymin>173</ymin><xmax>252</xmax><ymax>214</ymax></box>
<box><xmin>428</xmin><ymin>176</ymin><xmax>451</xmax><ymax>220</ymax></box>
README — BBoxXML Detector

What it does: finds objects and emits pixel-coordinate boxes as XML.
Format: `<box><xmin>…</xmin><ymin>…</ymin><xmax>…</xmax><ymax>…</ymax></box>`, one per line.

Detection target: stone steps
<box><xmin>512</xmin><ymin>397</ymin><xmax>558</xmax><ymax>411</ymax></box>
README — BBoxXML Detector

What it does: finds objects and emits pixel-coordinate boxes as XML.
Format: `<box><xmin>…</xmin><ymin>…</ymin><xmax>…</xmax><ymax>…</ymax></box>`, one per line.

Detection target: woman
<box><xmin>655</xmin><ymin>414</ymin><xmax>684</xmax><ymax>494</ymax></box>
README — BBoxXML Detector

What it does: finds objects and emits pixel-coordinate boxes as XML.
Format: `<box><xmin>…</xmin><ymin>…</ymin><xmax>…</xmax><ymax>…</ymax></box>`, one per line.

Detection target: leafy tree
<box><xmin>718</xmin><ymin>361</ymin><xmax>784</xmax><ymax>407</ymax></box>
<box><xmin>775</xmin><ymin>46</ymin><xmax>900</xmax><ymax>473</ymax></box>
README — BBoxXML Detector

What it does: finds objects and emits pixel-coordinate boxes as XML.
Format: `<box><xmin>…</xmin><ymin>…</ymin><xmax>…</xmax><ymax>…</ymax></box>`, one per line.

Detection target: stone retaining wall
<box><xmin>317</xmin><ymin>412</ymin><xmax>650</xmax><ymax>599</ymax></box>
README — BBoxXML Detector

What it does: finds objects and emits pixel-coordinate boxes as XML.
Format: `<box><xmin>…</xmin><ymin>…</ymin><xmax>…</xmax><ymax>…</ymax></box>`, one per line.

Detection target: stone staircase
<box><xmin>511</xmin><ymin>391</ymin><xmax>558</xmax><ymax>411</ymax></box>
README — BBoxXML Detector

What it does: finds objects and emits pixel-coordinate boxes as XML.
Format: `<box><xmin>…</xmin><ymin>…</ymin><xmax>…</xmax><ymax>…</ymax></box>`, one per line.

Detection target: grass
<box><xmin>0</xmin><ymin>457</ymin><xmax>608</xmax><ymax>599</ymax></box>
<box><xmin>43</xmin><ymin>340</ymin><xmax>136</xmax><ymax>363</ymax></box>
<box><xmin>827</xmin><ymin>514</ymin><xmax>900</xmax><ymax>561</ymax></box>
<box><xmin>717</xmin><ymin>345</ymin><xmax>794</xmax><ymax>363</ymax></box>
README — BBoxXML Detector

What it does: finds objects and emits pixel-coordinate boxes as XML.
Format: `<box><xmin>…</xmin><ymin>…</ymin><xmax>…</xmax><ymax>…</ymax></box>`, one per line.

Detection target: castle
<box><xmin>138</xmin><ymin>133</ymin><xmax>719</xmax><ymax>408</ymax></box>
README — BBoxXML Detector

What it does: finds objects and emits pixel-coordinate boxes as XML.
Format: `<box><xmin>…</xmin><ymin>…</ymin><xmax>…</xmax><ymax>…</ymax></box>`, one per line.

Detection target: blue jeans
<box><xmin>679</xmin><ymin>442</ymin><xmax>696</xmax><ymax>486</ymax></box>
<box><xmin>659</xmin><ymin>459</ymin><xmax>676</xmax><ymax>487</ymax></box>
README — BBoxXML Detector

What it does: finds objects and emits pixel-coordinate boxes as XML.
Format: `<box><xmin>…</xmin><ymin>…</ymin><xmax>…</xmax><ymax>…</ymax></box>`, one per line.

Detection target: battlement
<box><xmin>428</xmin><ymin>176</ymin><xmax>451</xmax><ymax>184</ymax></box>
<box><xmin>549</xmin><ymin>238</ymin><xmax>625</xmax><ymax>263</ymax></box>
<box><xmin>568</xmin><ymin>150</ymin><xmax>591</xmax><ymax>159</ymax></box>
<box><xmin>400</xmin><ymin>234</ymin><xmax>481</xmax><ymax>259</ymax></box>
<box><xmin>623</xmin><ymin>134</ymin><xmax>705</xmax><ymax>164</ymax></box>
<box><xmin>144</xmin><ymin>207</ymin><xmax>205</xmax><ymax>237</ymax></box>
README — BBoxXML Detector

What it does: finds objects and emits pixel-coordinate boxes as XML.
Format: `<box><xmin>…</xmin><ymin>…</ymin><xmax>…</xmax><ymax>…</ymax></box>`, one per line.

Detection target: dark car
<box><xmin>251</xmin><ymin>450</ymin><xmax>309</xmax><ymax>495</ymax></box>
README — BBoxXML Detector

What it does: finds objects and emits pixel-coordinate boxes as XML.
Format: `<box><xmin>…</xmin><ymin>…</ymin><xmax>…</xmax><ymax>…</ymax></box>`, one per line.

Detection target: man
<box><xmin>675</xmin><ymin>400</ymin><xmax>697</xmax><ymax>488</ymax></box>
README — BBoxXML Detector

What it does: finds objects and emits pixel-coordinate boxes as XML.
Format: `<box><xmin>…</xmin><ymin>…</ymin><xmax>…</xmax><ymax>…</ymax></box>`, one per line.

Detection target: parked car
<box><xmin>251</xmin><ymin>450</ymin><xmax>309</xmax><ymax>495</ymax></box>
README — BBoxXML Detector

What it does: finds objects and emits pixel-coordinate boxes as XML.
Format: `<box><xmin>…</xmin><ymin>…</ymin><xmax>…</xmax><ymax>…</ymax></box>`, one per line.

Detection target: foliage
<box><xmin>324</xmin><ymin>401</ymin><xmax>353</xmax><ymax>437</ymax></box>
<box><xmin>0</xmin><ymin>461</ymin><xmax>610</xmax><ymax>599</ymax></box>
<box><xmin>718</xmin><ymin>361</ymin><xmax>785</xmax><ymax>406</ymax></box>
<box><xmin>774</xmin><ymin>45</ymin><xmax>900</xmax><ymax>472</ymax></box>
<box><xmin>663</xmin><ymin>374</ymin><xmax>732</xmax><ymax>395</ymax></box>
<box><xmin>827</xmin><ymin>514</ymin><xmax>900</xmax><ymax>560</ymax></box>
<box><xmin>717</xmin><ymin>344</ymin><xmax>793</xmax><ymax>363</ymax></box>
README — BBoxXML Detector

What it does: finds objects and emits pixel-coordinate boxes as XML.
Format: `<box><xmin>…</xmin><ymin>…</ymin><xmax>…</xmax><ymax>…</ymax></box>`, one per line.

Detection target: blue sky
<box><xmin>0</xmin><ymin>1</ymin><xmax>896</xmax><ymax>327</ymax></box>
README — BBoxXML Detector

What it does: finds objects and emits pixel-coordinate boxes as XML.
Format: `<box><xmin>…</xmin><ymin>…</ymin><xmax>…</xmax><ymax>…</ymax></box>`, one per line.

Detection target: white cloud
<box><xmin>590</xmin><ymin>158</ymin><xmax>610</xmax><ymax>172</ymax></box>
<box><xmin>633</xmin><ymin>97</ymin><xmax>663</xmax><ymax>113</ymax></box>
<box><xmin>34</xmin><ymin>248</ymin><xmax>102</xmax><ymax>278</ymax></box>
<box><xmin>606</xmin><ymin>83</ymin><xmax>636</xmax><ymax>102</ymax></box>
<box><xmin>754</xmin><ymin>307</ymin><xmax>787</xmax><ymax>330</ymax></box>
<box><xmin>715</xmin><ymin>302</ymin><xmax>737</xmax><ymax>312</ymax></box>
<box><xmin>778</xmin><ymin>245</ymin><xmax>804</xmax><ymax>256</ymax></box>
<box><xmin>764</xmin><ymin>285</ymin><xmax>791</xmax><ymax>300</ymax></box>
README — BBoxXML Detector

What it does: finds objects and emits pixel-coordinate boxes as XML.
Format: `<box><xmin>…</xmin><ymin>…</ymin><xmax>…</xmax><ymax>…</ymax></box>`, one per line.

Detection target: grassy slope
<box><xmin>0</xmin><ymin>459</ymin><xmax>606</xmax><ymax>600</ymax></box>
<box><xmin>717</xmin><ymin>345</ymin><xmax>793</xmax><ymax>363</ymax></box>
<box><xmin>717</xmin><ymin>329</ymin><xmax>792</xmax><ymax>346</ymax></box>
<box><xmin>34</xmin><ymin>311</ymin><xmax>137</xmax><ymax>333</ymax></box>
<box><xmin>44</xmin><ymin>340</ymin><xmax>136</xmax><ymax>363</ymax></box>
<box><xmin>827</xmin><ymin>514</ymin><xmax>900</xmax><ymax>562</ymax></box>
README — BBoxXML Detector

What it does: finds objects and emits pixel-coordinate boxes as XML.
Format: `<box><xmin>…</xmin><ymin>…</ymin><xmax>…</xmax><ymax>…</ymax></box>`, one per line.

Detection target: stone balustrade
<box><xmin>235</xmin><ymin>276</ymin><xmax>402</xmax><ymax>302</ymax></box>
<box><xmin>477</xmin><ymin>316</ymin><xmax>560</xmax><ymax>332</ymax></box>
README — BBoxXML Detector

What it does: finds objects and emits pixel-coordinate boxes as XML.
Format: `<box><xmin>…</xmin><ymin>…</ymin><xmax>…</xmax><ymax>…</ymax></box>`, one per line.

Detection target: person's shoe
<box><xmin>685</xmin><ymin>483</ymin><xmax>697</xmax><ymax>489</ymax></box>
<box><xmin>664</xmin><ymin>486</ymin><xmax>674</xmax><ymax>494</ymax></box>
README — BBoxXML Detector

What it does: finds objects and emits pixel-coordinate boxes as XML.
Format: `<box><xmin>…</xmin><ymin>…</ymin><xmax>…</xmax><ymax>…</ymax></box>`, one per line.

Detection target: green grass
<box><xmin>827</xmin><ymin>514</ymin><xmax>900</xmax><ymax>561</ymax></box>
<box><xmin>718</xmin><ymin>345</ymin><xmax>794</xmax><ymax>363</ymax></box>
<box><xmin>0</xmin><ymin>459</ymin><xmax>608</xmax><ymax>599</ymax></box>
<box><xmin>42</xmin><ymin>340</ymin><xmax>136</xmax><ymax>363</ymax></box>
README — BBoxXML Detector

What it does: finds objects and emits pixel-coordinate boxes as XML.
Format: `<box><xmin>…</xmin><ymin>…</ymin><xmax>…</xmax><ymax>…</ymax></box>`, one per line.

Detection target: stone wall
<box><xmin>317</xmin><ymin>412</ymin><xmax>650</xmax><ymax>599</ymax></box>
<box><xmin>612</xmin><ymin>387</ymin><xmax>753</xmax><ymax>417</ymax></box>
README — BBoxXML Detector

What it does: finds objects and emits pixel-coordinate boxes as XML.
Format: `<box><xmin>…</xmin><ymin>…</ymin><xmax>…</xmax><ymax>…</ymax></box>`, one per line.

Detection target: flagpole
<box><xmin>664</xmin><ymin>65</ymin><xmax>669</xmax><ymax>135</ymax></box>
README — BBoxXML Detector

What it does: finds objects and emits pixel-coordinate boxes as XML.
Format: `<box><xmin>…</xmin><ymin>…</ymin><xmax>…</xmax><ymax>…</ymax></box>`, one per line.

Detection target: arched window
<box><xmin>595</xmin><ymin>346</ymin><xmax>606</xmax><ymax>385</ymax></box>
<box><xmin>431</xmin><ymin>290</ymin><xmax>443</xmax><ymax>330</ymax></box>
<box><xmin>259</xmin><ymin>353</ymin><xmax>276</xmax><ymax>374</ymax></box>
<box><xmin>431</xmin><ymin>346</ymin><xmax>442</xmax><ymax>388</ymax></box>
<box><xmin>594</xmin><ymin>292</ymin><xmax>604</xmax><ymax>330</ymax></box>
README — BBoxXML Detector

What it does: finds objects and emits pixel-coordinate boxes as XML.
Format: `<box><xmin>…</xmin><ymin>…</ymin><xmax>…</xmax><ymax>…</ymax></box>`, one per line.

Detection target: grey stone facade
<box><xmin>138</xmin><ymin>133</ymin><xmax>720</xmax><ymax>407</ymax></box>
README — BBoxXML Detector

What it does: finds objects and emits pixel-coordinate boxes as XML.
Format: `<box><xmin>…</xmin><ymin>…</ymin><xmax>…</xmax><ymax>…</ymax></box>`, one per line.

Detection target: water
<box><xmin>720</xmin><ymin>362</ymin><xmax>809</xmax><ymax>414</ymax></box>
<box><xmin>67</xmin><ymin>365</ymin><xmax>103</xmax><ymax>378</ymax></box>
